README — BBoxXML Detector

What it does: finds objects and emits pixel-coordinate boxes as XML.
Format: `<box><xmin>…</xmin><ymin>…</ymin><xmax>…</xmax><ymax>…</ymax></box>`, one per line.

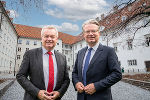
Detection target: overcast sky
<box><xmin>5</xmin><ymin>0</ymin><xmax>115</xmax><ymax>36</ymax></box>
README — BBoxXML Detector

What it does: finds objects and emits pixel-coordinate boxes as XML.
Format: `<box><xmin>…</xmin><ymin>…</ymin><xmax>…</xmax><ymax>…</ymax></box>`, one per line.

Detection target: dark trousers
<box><xmin>84</xmin><ymin>92</ymin><xmax>87</xmax><ymax>100</ymax></box>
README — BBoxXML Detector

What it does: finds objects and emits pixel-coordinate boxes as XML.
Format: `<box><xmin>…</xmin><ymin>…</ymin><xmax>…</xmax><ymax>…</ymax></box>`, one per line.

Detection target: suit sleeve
<box><xmin>16</xmin><ymin>51</ymin><xmax>40</xmax><ymax>97</ymax></box>
<box><xmin>57</xmin><ymin>56</ymin><xmax>70</xmax><ymax>98</ymax></box>
<box><xmin>94</xmin><ymin>48</ymin><xmax>122</xmax><ymax>91</ymax></box>
<box><xmin>72</xmin><ymin>52</ymin><xmax>80</xmax><ymax>90</ymax></box>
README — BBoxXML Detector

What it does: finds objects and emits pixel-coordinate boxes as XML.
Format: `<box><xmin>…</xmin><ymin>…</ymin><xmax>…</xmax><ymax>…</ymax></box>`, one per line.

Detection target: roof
<box><xmin>15</xmin><ymin>24</ymin><xmax>42</xmax><ymax>39</ymax></box>
<box><xmin>99</xmin><ymin>0</ymin><xmax>150</xmax><ymax>32</ymax></box>
<box><xmin>14</xmin><ymin>24</ymin><xmax>77</xmax><ymax>44</ymax></box>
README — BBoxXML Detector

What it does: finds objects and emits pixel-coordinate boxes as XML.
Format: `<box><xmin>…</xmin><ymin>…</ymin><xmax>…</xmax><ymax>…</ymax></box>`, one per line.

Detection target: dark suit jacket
<box><xmin>72</xmin><ymin>44</ymin><xmax>122</xmax><ymax>100</ymax></box>
<box><xmin>16</xmin><ymin>47</ymin><xmax>70</xmax><ymax>100</ymax></box>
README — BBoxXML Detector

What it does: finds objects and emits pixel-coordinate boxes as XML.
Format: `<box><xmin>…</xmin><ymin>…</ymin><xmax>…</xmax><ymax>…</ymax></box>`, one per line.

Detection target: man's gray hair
<box><xmin>41</xmin><ymin>25</ymin><xmax>59</xmax><ymax>37</ymax></box>
<box><xmin>82</xmin><ymin>19</ymin><xmax>100</xmax><ymax>31</ymax></box>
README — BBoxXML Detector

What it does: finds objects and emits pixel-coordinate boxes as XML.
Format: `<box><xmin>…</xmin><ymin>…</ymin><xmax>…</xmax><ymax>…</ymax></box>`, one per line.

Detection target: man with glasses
<box><xmin>72</xmin><ymin>19</ymin><xmax>122</xmax><ymax>100</ymax></box>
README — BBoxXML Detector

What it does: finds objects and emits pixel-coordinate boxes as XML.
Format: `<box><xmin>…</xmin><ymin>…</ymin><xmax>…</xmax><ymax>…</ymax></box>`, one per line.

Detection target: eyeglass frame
<box><xmin>83</xmin><ymin>29</ymin><xmax>99</xmax><ymax>34</ymax></box>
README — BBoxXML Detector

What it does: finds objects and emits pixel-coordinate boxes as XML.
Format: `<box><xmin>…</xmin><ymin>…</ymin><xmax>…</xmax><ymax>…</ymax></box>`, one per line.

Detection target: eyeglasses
<box><xmin>83</xmin><ymin>30</ymin><xmax>99</xmax><ymax>34</ymax></box>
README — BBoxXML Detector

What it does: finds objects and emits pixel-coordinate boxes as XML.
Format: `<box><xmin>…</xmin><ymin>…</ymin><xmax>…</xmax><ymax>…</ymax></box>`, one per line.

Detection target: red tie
<box><xmin>47</xmin><ymin>52</ymin><xmax>54</xmax><ymax>92</ymax></box>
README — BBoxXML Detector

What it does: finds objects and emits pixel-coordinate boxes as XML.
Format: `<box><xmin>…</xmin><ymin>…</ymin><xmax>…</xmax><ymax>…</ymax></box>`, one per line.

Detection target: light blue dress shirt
<box><xmin>82</xmin><ymin>42</ymin><xmax>100</xmax><ymax>75</ymax></box>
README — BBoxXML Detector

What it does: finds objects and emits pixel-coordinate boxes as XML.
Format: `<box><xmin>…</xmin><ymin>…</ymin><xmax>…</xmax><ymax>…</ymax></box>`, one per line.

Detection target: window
<box><xmin>128</xmin><ymin>6</ymin><xmax>132</xmax><ymax>11</ymax></box>
<box><xmin>122</xmin><ymin>16</ymin><xmax>127</xmax><ymax>21</ymax></box>
<box><xmin>127</xmin><ymin>39</ymin><xmax>133</xmax><ymax>50</ymax></box>
<box><xmin>26</xmin><ymin>40</ymin><xmax>30</xmax><ymax>45</ymax></box>
<box><xmin>0</xmin><ymin>13</ymin><xmax>2</xmax><ymax>30</ymax></box>
<box><xmin>143</xmin><ymin>18</ymin><xmax>149</xmax><ymax>26</ymax></box>
<box><xmin>0</xmin><ymin>43</ymin><xmax>1</xmax><ymax>52</ymax></box>
<box><xmin>17</xmin><ymin>55</ymin><xmax>21</xmax><ymax>59</ymax></box>
<box><xmin>18</xmin><ymin>47</ymin><xmax>21</xmax><ymax>52</ymax></box>
<box><xmin>0</xmin><ymin>29</ymin><xmax>2</xmax><ymax>37</ymax></box>
<box><xmin>65</xmin><ymin>45</ymin><xmax>68</xmax><ymax>49</ymax></box>
<box><xmin>75</xmin><ymin>45</ymin><xmax>77</xmax><ymax>50</ymax></box>
<box><xmin>1</xmin><ymin>58</ymin><xmax>3</xmax><ymax>67</ymax></box>
<box><xmin>80</xmin><ymin>43</ymin><xmax>82</xmax><ymax>48</ymax></box>
<box><xmin>145</xmin><ymin>36</ymin><xmax>150</xmax><ymax>47</ymax></box>
<box><xmin>65</xmin><ymin>50</ymin><xmax>68</xmax><ymax>55</ymax></box>
<box><xmin>142</xmin><ymin>2</ymin><xmax>146</xmax><ymax>7</ymax></box>
<box><xmin>26</xmin><ymin>48</ymin><xmax>29</xmax><ymax>51</ymax></box>
<box><xmin>68</xmin><ymin>58</ymin><xmax>70</xmax><ymax>62</ymax></box>
<box><xmin>71</xmin><ymin>54</ymin><xmax>72</xmax><ymax>58</ymax></box>
<box><xmin>99</xmin><ymin>26</ymin><xmax>105</xmax><ymax>31</ymax></box>
<box><xmin>3</xmin><ymin>46</ymin><xmax>5</xmax><ymax>54</ymax></box>
<box><xmin>106</xmin><ymin>20</ymin><xmax>110</xmax><ymax>24</ymax></box>
<box><xmin>18</xmin><ymin>39</ymin><xmax>22</xmax><ymax>44</ymax></box>
<box><xmin>70</xmin><ymin>46</ymin><xmax>72</xmax><ymax>49</ymax></box>
<box><xmin>113</xmin><ymin>43</ymin><xmax>118</xmax><ymax>52</ymax></box>
<box><xmin>34</xmin><ymin>41</ymin><xmax>37</xmax><ymax>45</ymax></box>
<box><xmin>128</xmin><ymin>60</ymin><xmax>137</xmax><ymax>66</ymax></box>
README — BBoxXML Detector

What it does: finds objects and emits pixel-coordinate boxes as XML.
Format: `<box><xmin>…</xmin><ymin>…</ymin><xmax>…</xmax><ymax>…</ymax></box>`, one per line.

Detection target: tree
<box><xmin>98</xmin><ymin>0</ymin><xmax>150</xmax><ymax>46</ymax></box>
<box><xmin>0</xmin><ymin>0</ymin><xmax>44</xmax><ymax>18</ymax></box>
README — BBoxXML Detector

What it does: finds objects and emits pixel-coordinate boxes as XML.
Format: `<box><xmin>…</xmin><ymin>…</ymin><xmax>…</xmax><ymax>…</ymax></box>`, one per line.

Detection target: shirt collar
<box><xmin>42</xmin><ymin>46</ymin><xmax>54</xmax><ymax>55</ymax></box>
<box><xmin>87</xmin><ymin>41</ymin><xmax>99</xmax><ymax>51</ymax></box>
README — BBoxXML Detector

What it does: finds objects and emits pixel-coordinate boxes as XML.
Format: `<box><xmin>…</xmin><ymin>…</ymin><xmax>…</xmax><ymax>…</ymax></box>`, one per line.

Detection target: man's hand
<box><xmin>38</xmin><ymin>90</ymin><xmax>51</xmax><ymax>100</ymax></box>
<box><xmin>75</xmin><ymin>82</ymin><xmax>84</xmax><ymax>93</ymax></box>
<box><xmin>84</xmin><ymin>83</ymin><xmax>96</xmax><ymax>95</ymax></box>
<box><xmin>49</xmin><ymin>91</ymin><xmax>60</xmax><ymax>100</ymax></box>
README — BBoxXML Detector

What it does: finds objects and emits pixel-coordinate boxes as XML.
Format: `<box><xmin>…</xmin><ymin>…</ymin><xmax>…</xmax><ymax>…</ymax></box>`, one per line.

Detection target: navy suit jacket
<box><xmin>16</xmin><ymin>47</ymin><xmax>70</xmax><ymax>100</ymax></box>
<box><xmin>72</xmin><ymin>44</ymin><xmax>122</xmax><ymax>100</ymax></box>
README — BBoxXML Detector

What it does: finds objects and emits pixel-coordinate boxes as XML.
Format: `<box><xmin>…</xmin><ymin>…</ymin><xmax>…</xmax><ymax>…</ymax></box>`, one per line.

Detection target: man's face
<box><xmin>83</xmin><ymin>24</ymin><xmax>100</xmax><ymax>46</ymax></box>
<box><xmin>41</xmin><ymin>29</ymin><xmax>58</xmax><ymax>50</ymax></box>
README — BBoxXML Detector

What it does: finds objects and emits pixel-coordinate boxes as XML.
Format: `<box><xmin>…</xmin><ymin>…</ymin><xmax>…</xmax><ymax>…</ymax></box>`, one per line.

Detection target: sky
<box><xmin>4</xmin><ymin>0</ymin><xmax>115</xmax><ymax>36</ymax></box>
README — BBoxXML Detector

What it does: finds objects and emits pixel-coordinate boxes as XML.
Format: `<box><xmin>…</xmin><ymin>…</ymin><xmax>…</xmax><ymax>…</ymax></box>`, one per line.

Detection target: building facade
<box><xmin>0</xmin><ymin>0</ymin><xmax>150</xmax><ymax>74</ymax></box>
<box><xmin>0</xmin><ymin>1</ymin><xmax>18</xmax><ymax>74</ymax></box>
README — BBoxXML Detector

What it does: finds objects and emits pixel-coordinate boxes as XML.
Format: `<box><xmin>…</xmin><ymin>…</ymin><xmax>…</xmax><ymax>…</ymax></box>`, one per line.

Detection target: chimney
<box><xmin>113</xmin><ymin>5</ymin><xmax>118</xmax><ymax>12</ymax></box>
<box><xmin>101</xmin><ymin>14</ymin><xmax>105</xmax><ymax>20</ymax></box>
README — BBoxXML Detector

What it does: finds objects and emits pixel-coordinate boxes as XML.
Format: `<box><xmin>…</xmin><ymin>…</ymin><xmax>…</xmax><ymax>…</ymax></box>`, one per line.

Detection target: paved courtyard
<box><xmin>1</xmin><ymin>80</ymin><xmax>150</xmax><ymax>100</ymax></box>
<box><xmin>1</xmin><ymin>72</ymin><xmax>150</xmax><ymax>100</ymax></box>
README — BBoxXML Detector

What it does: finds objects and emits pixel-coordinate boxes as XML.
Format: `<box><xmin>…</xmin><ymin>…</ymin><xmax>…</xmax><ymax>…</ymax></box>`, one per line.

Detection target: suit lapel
<box><xmin>37</xmin><ymin>47</ymin><xmax>45</xmax><ymax>88</ymax></box>
<box><xmin>88</xmin><ymin>44</ymin><xmax>103</xmax><ymax>70</ymax></box>
<box><xmin>79</xmin><ymin>47</ymin><xmax>87</xmax><ymax>69</ymax></box>
<box><xmin>79</xmin><ymin>47</ymin><xmax>88</xmax><ymax>80</ymax></box>
<box><xmin>54</xmin><ymin>50</ymin><xmax>61</xmax><ymax>88</ymax></box>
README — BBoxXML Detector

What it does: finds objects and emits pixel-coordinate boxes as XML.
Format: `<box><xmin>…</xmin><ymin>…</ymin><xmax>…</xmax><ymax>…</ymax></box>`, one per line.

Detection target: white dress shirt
<box><xmin>42</xmin><ymin>47</ymin><xmax>58</xmax><ymax>91</ymax></box>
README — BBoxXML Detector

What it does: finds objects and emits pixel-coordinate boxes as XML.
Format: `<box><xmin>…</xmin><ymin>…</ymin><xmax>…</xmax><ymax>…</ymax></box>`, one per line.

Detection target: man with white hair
<box><xmin>17</xmin><ymin>25</ymin><xmax>70</xmax><ymax>100</ymax></box>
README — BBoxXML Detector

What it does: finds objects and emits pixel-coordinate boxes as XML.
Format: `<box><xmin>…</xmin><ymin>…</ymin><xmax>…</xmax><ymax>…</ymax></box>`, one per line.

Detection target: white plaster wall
<box><xmin>107</xmin><ymin>18</ymin><xmax>150</xmax><ymax>73</ymax></box>
<box><xmin>0</xmin><ymin>11</ymin><xmax>17</xmax><ymax>73</ymax></box>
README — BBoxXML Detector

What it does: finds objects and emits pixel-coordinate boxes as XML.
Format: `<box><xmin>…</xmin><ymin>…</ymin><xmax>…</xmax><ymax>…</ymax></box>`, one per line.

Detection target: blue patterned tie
<box><xmin>83</xmin><ymin>48</ymin><xmax>93</xmax><ymax>86</ymax></box>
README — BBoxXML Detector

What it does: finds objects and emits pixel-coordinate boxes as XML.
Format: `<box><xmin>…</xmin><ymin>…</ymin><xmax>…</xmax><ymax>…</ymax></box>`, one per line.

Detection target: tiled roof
<box><xmin>58</xmin><ymin>32</ymin><xmax>77</xmax><ymax>44</ymax></box>
<box><xmin>99</xmin><ymin>0</ymin><xmax>150</xmax><ymax>32</ymax></box>
<box><xmin>15</xmin><ymin>24</ymin><xmax>42</xmax><ymax>39</ymax></box>
<box><xmin>15</xmin><ymin>24</ymin><xmax>77</xmax><ymax>44</ymax></box>
<box><xmin>74</xmin><ymin>33</ymin><xmax>84</xmax><ymax>44</ymax></box>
